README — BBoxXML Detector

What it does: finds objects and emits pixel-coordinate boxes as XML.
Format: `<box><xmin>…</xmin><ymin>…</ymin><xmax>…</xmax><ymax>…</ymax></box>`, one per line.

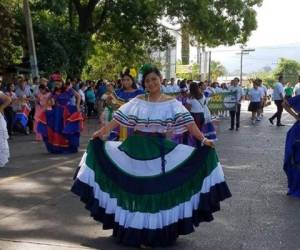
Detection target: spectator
<box><xmin>85</xmin><ymin>86</ymin><xmax>97</xmax><ymax>117</ymax></box>
<box><xmin>4</xmin><ymin>83</ymin><xmax>17</xmax><ymax>137</ymax></box>
<box><xmin>294</xmin><ymin>76</ymin><xmax>300</xmax><ymax>96</ymax></box>
<box><xmin>284</xmin><ymin>82</ymin><xmax>293</xmax><ymax>99</ymax></box>
<box><xmin>228</xmin><ymin>77</ymin><xmax>244</xmax><ymax>131</ymax></box>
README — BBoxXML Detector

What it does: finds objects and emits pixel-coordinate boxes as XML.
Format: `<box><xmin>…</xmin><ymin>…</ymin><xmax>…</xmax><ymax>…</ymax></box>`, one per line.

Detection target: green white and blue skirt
<box><xmin>71</xmin><ymin>133</ymin><xmax>231</xmax><ymax>247</ymax></box>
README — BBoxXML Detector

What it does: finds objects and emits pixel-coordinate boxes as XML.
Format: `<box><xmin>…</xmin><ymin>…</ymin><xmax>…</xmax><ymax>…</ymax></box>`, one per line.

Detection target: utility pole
<box><xmin>238</xmin><ymin>48</ymin><xmax>255</xmax><ymax>85</ymax></box>
<box><xmin>23</xmin><ymin>0</ymin><xmax>39</xmax><ymax>78</ymax></box>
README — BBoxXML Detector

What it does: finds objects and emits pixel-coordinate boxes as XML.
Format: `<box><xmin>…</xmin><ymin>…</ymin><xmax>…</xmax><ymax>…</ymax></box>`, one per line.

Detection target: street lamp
<box><xmin>237</xmin><ymin>48</ymin><xmax>255</xmax><ymax>85</ymax></box>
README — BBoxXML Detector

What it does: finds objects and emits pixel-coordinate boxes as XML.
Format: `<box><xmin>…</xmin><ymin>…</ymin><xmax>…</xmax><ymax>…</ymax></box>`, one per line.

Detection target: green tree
<box><xmin>250</xmin><ymin>71</ymin><xmax>275</xmax><ymax>88</ymax></box>
<box><xmin>0</xmin><ymin>0</ymin><xmax>22</xmax><ymax>69</ymax></box>
<box><xmin>82</xmin><ymin>41</ymin><xmax>156</xmax><ymax>80</ymax></box>
<box><xmin>181</xmin><ymin>25</ymin><xmax>190</xmax><ymax>65</ymax></box>
<box><xmin>210</xmin><ymin>61</ymin><xmax>227</xmax><ymax>81</ymax></box>
<box><xmin>273</xmin><ymin>58</ymin><xmax>300</xmax><ymax>84</ymax></box>
<box><xmin>17</xmin><ymin>0</ymin><xmax>262</xmax><ymax>77</ymax></box>
<box><xmin>164</xmin><ymin>0</ymin><xmax>262</xmax><ymax>46</ymax></box>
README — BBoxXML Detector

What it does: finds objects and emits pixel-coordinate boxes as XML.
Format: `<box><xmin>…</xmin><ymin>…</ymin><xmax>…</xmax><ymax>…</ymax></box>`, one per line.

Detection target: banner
<box><xmin>208</xmin><ymin>91</ymin><xmax>237</xmax><ymax>111</ymax></box>
<box><xmin>176</xmin><ymin>65</ymin><xmax>193</xmax><ymax>74</ymax></box>
<box><xmin>109</xmin><ymin>90</ymin><xmax>237</xmax><ymax>112</ymax></box>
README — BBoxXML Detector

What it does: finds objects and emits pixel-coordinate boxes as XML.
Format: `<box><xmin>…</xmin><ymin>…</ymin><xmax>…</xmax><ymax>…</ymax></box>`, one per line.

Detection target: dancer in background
<box><xmin>0</xmin><ymin>91</ymin><xmax>11</xmax><ymax>167</ymax></box>
<box><xmin>187</xmin><ymin>82</ymin><xmax>217</xmax><ymax>147</ymax></box>
<box><xmin>283</xmin><ymin>95</ymin><xmax>300</xmax><ymax>198</ymax></box>
<box><xmin>72</xmin><ymin>66</ymin><xmax>231</xmax><ymax>248</ymax></box>
<box><xmin>111</xmin><ymin>69</ymin><xmax>144</xmax><ymax>140</ymax></box>
<box><xmin>172</xmin><ymin>86</ymin><xmax>190</xmax><ymax>144</ymax></box>
<box><xmin>37</xmin><ymin>73</ymin><xmax>83</xmax><ymax>154</ymax></box>
<box><xmin>115</xmin><ymin>69</ymin><xmax>144</xmax><ymax>100</ymax></box>
<box><xmin>34</xmin><ymin>85</ymin><xmax>51</xmax><ymax>141</ymax></box>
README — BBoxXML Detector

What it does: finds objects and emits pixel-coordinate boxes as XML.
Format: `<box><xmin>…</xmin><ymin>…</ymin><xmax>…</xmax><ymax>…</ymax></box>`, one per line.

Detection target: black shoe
<box><xmin>236</xmin><ymin>127</ymin><xmax>239</xmax><ymax>131</ymax></box>
<box><xmin>229</xmin><ymin>128</ymin><xmax>234</xmax><ymax>131</ymax></box>
<box><xmin>277</xmin><ymin>123</ymin><xmax>285</xmax><ymax>127</ymax></box>
<box><xmin>269</xmin><ymin>118</ymin><xmax>274</xmax><ymax>125</ymax></box>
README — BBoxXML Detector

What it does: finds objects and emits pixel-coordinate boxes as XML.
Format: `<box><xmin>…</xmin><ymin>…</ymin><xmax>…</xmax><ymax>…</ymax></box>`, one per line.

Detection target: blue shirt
<box><xmin>96</xmin><ymin>85</ymin><xmax>107</xmax><ymax>99</ymax></box>
<box><xmin>116</xmin><ymin>89</ymin><xmax>144</xmax><ymax>101</ymax></box>
<box><xmin>85</xmin><ymin>89</ymin><xmax>96</xmax><ymax>103</ymax></box>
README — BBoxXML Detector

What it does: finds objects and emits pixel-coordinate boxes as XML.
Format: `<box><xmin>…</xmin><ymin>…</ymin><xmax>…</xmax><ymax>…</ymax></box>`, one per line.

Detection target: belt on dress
<box><xmin>134</xmin><ymin>130</ymin><xmax>167</xmax><ymax>174</ymax></box>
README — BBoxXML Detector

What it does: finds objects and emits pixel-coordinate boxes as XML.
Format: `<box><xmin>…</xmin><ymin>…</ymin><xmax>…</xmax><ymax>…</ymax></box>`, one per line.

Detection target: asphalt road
<box><xmin>0</xmin><ymin>103</ymin><xmax>299</xmax><ymax>250</ymax></box>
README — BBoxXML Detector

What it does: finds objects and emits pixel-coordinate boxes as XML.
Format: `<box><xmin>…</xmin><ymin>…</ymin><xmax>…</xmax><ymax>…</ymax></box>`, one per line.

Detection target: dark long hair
<box><xmin>121</xmin><ymin>68</ymin><xmax>137</xmax><ymax>89</ymax></box>
<box><xmin>189</xmin><ymin>82</ymin><xmax>203</xmax><ymax>99</ymax></box>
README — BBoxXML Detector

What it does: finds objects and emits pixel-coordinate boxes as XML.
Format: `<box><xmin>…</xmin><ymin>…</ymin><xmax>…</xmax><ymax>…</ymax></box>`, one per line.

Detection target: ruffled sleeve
<box><xmin>288</xmin><ymin>95</ymin><xmax>300</xmax><ymax>113</ymax></box>
<box><xmin>113</xmin><ymin>97</ymin><xmax>194</xmax><ymax>133</ymax></box>
<box><xmin>113</xmin><ymin>99</ymin><xmax>137</xmax><ymax>127</ymax></box>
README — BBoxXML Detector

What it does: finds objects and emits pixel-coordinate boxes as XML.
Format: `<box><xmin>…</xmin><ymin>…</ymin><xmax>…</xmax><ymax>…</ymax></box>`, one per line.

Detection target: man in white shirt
<box><xmin>269</xmin><ymin>76</ymin><xmax>285</xmax><ymax>126</ymax></box>
<box><xmin>228</xmin><ymin>77</ymin><xmax>244</xmax><ymax>131</ymax></box>
<box><xmin>165</xmin><ymin>78</ymin><xmax>180</xmax><ymax>94</ymax></box>
<box><xmin>294</xmin><ymin>76</ymin><xmax>300</xmax><ymax>96</ymax></box>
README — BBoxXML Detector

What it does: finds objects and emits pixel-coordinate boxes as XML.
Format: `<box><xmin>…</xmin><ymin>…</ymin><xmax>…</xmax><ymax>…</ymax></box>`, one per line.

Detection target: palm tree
<box><xmin>210</xmin><ymin>61</ymin><xmax>227</xmax><ymax>81</ymax></box>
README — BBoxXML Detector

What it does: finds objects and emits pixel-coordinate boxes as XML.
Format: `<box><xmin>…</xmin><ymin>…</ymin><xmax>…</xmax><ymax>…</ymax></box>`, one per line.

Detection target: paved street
<box><xmin>0</xmin><ymin>103</ymin><xmax>299</xmax><ymax>250</ymax></box>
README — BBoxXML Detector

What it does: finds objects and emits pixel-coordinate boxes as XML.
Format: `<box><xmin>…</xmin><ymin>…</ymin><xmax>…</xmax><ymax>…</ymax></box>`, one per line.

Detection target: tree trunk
<box><xmin>181</xmin><ymin>26</ymin><xmax>190</xmax><ymax>65</ymax></box>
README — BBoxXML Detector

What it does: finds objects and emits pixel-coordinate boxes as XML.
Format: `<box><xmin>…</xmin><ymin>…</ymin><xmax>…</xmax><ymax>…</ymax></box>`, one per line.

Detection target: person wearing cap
<box><xmin>36</xmin><ymin>72</ymin><xmax>83</xmax><ymax>154</ymax></box>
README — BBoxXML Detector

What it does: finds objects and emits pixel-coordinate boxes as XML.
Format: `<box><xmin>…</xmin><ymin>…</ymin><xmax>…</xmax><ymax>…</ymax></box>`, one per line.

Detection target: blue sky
<box><xmin>177</xmin><ymin>0</ymin><xmax>300</xmax><ymax>73</ymax></box>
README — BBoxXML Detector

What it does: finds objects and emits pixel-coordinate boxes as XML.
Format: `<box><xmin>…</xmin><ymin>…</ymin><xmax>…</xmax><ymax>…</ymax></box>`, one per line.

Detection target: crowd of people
<box><xmin>0</xmin><ymin>66</ymin><xmax>299</xmax><ymax>247</ymax></box>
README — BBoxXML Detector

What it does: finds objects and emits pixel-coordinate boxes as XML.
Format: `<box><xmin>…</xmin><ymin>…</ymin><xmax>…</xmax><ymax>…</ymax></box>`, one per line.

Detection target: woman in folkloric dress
<box><xmin>283</xmin><ymin>95</ymin><xmax>300</xmax><ymax>198</ymax></box>
<box><xmin>0</xmin><ymin>91</ymin><xmax>11</xmax><ymax>167</ymax></box>
<box><xmin>34</xmin><ymin>84</ymin><xmax>51</xmax><ymax>141</ymax></box>
<box><xmin>37</xmin><ymin>73</ymin><xmax>83</xmax><ymax>154</ymax></box>
<box><xmin>72</xmin><ymin>66</ymin><xmax>231</xmax><ymax>248</ymax></box>
<box><xmin>109</xmin><ymin>69</ymin><xmax>144</xmax><ymax>141</ymax></box>
<box><xmin>187</xmin><ymin>82</ymin><xmax>217</xmax><ymax>147</ymax></box>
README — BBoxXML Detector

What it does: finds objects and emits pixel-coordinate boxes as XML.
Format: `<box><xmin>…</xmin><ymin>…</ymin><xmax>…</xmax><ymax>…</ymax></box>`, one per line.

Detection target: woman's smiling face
<box><xmin>144</xmin><ymin>72</ymin><xmax>162</xmax><ymax>94</ymax></box>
